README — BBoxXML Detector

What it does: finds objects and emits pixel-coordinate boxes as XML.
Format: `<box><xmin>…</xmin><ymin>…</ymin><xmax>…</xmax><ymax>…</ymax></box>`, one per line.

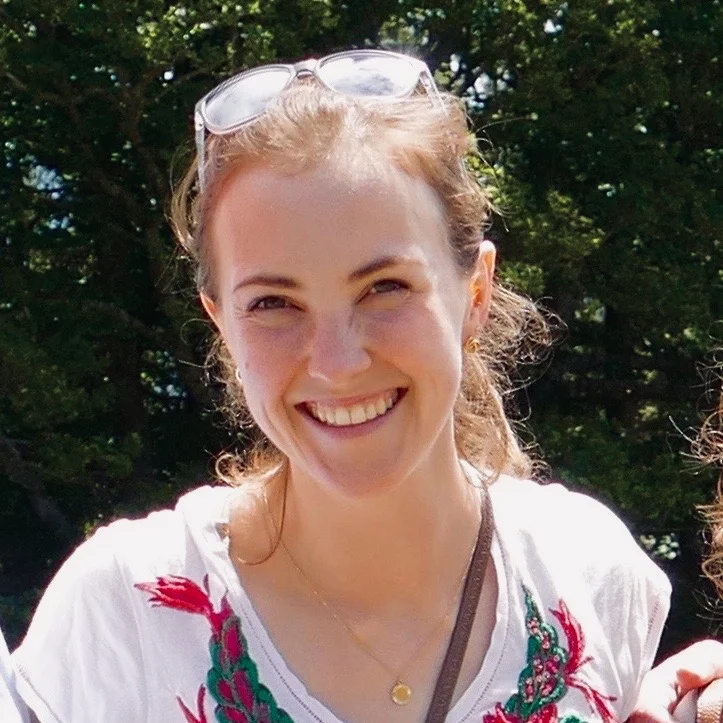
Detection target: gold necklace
<box><xmin>279</xmin><ymin>528</ymin><xmax>478</xmax><ymax>706</ymax></box>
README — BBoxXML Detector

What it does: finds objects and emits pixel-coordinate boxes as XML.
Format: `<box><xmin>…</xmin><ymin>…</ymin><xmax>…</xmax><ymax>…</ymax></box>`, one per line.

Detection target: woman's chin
<box><xmin>296</xmin><ymin>454</ymin><xmax>412</xmax><ymax>500</ymax></box>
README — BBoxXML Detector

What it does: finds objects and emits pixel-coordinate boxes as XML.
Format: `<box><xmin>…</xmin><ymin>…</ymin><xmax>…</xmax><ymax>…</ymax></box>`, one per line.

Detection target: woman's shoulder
<box><xmin>24</xmin><ymin>484</ymin><xmax>233</xmax><ymax>612</ymax></box>
<box><xmin>488</xmin><ymin>475</ymin><xmax>670</xmax><ymax>589</ymax></box>
<box><xmin>110</xmin><ymin>483</ymin><xmax>230</xmax><ymax>539</ymax></box>
<box><xmin>12</xmin><ymin>484</ymin><xmax>236</xmax><ymax>720</ymax></box>
<box><xmin>488</xmin><ymin>475</ymin><xmax>627</xmax><ymax>534</ymax></box>
<box><xmin>65</xmin><ymin>484</ymin><xmax>230</xmax><ymax>573</ymax></box>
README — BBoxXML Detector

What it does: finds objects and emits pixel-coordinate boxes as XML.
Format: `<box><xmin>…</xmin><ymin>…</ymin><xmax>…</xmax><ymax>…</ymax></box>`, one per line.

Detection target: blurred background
<box><xmin>0</xmin><ymin>0</ymin><xmax>721</xmax><ymax>654</ymax></box>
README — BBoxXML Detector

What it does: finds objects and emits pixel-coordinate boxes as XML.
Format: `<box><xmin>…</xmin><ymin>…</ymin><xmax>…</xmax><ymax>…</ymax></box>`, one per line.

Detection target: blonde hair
<box><xmin>698</xmin><ymin>377</ymin><xmax>723</xmax><ymax>597</ymax></box>
<box><xmin>170</xmin><ymin>79</ymin><xmax>552</xmax><ymax>487</ymax></box>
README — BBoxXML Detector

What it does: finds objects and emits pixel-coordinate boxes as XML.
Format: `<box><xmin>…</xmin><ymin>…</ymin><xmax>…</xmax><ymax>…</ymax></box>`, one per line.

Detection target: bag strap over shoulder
<box><xmin>424</xmin><ymin>489</ymin><xmax>494</xmax><ymax>723</ymax></box>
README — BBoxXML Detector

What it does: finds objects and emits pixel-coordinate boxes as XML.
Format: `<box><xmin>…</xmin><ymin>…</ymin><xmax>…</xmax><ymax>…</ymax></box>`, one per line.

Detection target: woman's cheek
<box><xmin>236</xmin><ymin>322</ymin><xmax>308</xmax><ymax>385</ymax></box>
<box><xmin>366</xmin><ymin>303</ymin><xmax>459</xmax><ymax>358</ymax></box>
<box><xmin>235</xmin><ymin>327</ymin><xmax>305</xmax><ymax>441</ymax></box>
<box><xmin>363</xmin><ymin>301</ymin><xmax>425</xmax><ymax>342</ymax></box>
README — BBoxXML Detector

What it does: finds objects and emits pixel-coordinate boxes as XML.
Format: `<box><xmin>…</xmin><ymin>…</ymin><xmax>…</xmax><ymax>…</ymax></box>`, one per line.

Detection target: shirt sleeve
<box><xmin>1</xmin><ymin>628</ymin><xmax>29</xmax><ymax>723</ymax></box>
<box><xmin>533</xmin><ymin>482</ymin><xmax>671</xmax><ymax>717</ymax></box>
<box><xmin>490</xmin><ymin>477</ymin><xmax>672</xmax><ymax>719</ymax></box>
<box><xmin>12</xmin><ymin>526</ymin><xmax>148</xmax><ymax>723</ymax></box>
<box><xmin>577</xmin><ymin>491</ymin><xmax>671</xmax><ymax>717</ymax></box>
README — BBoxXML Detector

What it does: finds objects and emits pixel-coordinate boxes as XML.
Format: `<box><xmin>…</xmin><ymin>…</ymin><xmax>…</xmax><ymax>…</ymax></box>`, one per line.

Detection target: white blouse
<box><xmin>13</xmin><ymin>476</ymin><xmax>670</xmax><ymax>722</ymax></box>
<box><xmin>1</xmin><ymin>627</ymin><xmax>28</xmax><ymax>723</ymax></box>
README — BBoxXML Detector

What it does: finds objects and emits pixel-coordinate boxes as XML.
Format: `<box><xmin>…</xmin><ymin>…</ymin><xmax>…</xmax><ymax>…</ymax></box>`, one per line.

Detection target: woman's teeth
<box><xmin>308</xmin><ymin>391</ymin><xmax>398</xmax><ymax>427</ymax></box>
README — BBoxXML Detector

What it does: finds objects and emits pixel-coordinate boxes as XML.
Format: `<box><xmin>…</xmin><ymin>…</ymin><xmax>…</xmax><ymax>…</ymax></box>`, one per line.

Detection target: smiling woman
<box><xmin>199</xmin><ymin>160</ymin><xmax>497</xmax><ymax>498</ymax></box>
<box><xmin>12</xmin><ymin>50</ymin><xmax>671</xmax><ymax>723</ymax></box>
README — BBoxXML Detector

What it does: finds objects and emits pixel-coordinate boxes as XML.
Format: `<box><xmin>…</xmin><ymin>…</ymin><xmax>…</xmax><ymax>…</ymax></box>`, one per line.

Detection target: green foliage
<box><xmin>1</xmin><ymin>0</ymin><xmax>721</xmax><ymax>650</ymax></box>
<box><xmin>0</xmin><ymin>590</ymin><xmax>41</xmax><ymax>650</ymax></box>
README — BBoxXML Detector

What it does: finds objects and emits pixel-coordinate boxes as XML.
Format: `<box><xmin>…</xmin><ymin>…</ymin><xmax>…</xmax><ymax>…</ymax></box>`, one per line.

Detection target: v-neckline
<box><xmin>186</xmin><ymin>484</ymin><xmax>512</xmax><ymax>723</ymax></box>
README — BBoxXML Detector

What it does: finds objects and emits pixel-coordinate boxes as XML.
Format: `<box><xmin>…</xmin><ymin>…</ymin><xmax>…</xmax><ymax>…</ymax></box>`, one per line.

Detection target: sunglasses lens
<box><xmin>317</xmin><ymin>53</ymin><xmax>421</xmax><ymax>97</ymax></box>
<box><xmin>204</xmin><ymin>67</ymin><xmax>294</xmax><ymax>131</ymax></box>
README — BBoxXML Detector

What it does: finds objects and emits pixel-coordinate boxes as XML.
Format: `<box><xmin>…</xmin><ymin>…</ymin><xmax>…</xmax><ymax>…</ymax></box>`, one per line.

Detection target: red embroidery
<box><xmin>136</xmin><ymin>576</ymin><xmax>614</xmax><ymax>722</ymax></box>
<box><xmin>136</xmin><ymin>575</ymin><xmax>293</xmax><ymax>722</ymax></box>
<box><xmin>178</xmin><ymin>686</ymin><xmax>209</xmax><ymax>723</ymax></box>
<box><xmin>481</xmin><ymin>586</ymin><xmax>616</xmax><ymax>723</ymax></box>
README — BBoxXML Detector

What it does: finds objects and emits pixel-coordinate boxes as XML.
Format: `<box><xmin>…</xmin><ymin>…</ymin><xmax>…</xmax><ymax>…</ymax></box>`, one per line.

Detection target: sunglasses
<box><xmin>194</xmin><ymin>49</ymin><xmax>441</xmax><ymax>188</ymax></box>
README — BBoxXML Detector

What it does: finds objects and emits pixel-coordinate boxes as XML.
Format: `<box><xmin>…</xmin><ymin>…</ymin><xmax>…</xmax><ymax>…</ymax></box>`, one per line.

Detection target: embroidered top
<box><xmin>12</xmin><ymin>477</ymin><xmax>670</xmax><ymax>722</ymax></box>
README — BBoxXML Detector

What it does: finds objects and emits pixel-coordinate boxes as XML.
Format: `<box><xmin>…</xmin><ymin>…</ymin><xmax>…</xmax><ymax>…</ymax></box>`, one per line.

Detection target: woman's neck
<box><xmin>274</xmin><ymin>452</ymin><xmax>483</xmax><ymax>611</ymax></box>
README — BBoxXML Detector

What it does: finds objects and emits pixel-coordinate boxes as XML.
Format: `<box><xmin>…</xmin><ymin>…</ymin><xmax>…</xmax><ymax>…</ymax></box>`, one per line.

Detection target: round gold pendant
<box><xmin>391</xmin><ymin>681</ymin><xmax>412</xmax><ymax>706</ymax></box>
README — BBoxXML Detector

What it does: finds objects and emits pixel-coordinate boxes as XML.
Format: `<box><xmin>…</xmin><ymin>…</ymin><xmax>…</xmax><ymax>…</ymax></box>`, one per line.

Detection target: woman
<box><xmin>12</xmin><ymin>50</ymin><xmax>670</xmax><ymax>722</ymax></box>
<box><xmin>632</xmin><ymin>386</ymin><xmax>723</xmax><ymax>723</ymax></box>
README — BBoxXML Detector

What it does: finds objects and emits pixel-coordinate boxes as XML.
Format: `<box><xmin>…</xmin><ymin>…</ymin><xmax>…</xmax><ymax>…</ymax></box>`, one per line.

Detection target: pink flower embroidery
<box><xmin>482</xmin><ymin>586</ymin><xmax>616</xmax><ymax>723</ymax></box>
<box><xmin>136</xmin><ymin>576</ymin><xmax>293</xmax><ymax>722</ymax></box>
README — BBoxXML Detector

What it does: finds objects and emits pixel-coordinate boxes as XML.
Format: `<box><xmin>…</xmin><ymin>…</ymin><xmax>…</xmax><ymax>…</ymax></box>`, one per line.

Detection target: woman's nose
<box><xmin>306</xmin><ymin>315</ymin><xmax>372</xmax><ymax>384</ymax></box>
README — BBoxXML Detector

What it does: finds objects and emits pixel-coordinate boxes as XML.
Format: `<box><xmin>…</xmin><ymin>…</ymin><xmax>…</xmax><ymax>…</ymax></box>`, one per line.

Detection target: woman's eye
<box><xmin>368</xmin><ymin>279</ymin><xmax>408</xmax><ymax>295</ymax></box>
<box><xmin>247</xmin><ymin>296</ymin><xmax>291</xmax><ymax>312</ymax></box>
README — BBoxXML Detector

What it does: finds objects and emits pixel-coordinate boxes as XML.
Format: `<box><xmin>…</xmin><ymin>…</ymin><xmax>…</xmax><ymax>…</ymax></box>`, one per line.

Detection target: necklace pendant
<box><xmin>391</xmin><ymin>681</ymin><xmax>412</xmax><ymax>706</ymax></box>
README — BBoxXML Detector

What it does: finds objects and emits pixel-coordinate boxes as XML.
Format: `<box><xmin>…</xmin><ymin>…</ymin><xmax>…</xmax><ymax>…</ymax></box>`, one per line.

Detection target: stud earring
<box><xmin>235</xmin><ymin>369</ymin><xmax>243</xmax><ymax>385</ymax></box>
<box><xmin>464</xmin><ymin>337</ymin><xmax>482</xmax><ymax>354</ymax></box>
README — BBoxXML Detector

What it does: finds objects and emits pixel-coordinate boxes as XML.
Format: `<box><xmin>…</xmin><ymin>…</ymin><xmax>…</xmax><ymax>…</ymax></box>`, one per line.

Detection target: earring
<box><xmin>235</xmin><ymin>369</ymin><xmax>243</xmax><ymax>386</ymax></box>
<box><xmin>464</xmin><ymin>337</ymin><xmax>482</xmax><ymax>354</ymax></box>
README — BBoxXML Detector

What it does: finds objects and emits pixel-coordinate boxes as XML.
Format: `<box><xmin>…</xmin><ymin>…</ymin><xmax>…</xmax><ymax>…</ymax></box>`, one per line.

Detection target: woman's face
<box><xmin>202</xmin><ymin>159</ymin><xmax>494</xmax><ymax>497</ymax></box>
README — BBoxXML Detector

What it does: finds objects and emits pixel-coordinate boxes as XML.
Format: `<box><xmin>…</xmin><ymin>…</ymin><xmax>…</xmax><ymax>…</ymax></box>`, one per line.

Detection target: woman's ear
<box><xmin>464</xmin><ymin>240</ymin><xmax>496</xmax><ymax>337</ymax></box>
<box><xmin>200</xmin><ymin>292</ymin><xmax>223</xmax><ymax>333</ymax></box>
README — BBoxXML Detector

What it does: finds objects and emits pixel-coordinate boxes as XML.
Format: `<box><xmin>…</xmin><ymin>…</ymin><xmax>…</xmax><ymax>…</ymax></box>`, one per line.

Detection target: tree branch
<box><xmin>0</xmin><ymin>433</ymin><xmax>74</xmax><ymax>541</ymax></box>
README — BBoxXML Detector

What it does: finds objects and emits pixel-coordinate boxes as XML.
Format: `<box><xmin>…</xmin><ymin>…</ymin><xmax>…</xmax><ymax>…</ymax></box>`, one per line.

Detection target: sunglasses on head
<box><xmin>194</xmin><ymin>49</ymin><xmax>442</xmax><ymax>189</ymax></box>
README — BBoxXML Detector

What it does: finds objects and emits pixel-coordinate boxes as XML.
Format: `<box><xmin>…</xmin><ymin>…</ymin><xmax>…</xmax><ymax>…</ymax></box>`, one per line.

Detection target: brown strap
<box><xmin>697</xmin><ymin>679</ymin><xmax>723</xmax><ymax>723</ymax></box>
<box><xmin>424</xmin><ymin>489</ymin><xmax>494</xmax><ymax>723</ymax></box>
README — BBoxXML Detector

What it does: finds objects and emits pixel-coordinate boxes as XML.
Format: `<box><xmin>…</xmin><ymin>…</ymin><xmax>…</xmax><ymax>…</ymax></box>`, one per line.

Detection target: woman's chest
<box><xmin>135</xmin><ymin>571</ymin><xmax>625</xmax><ymax>723</ymax></box>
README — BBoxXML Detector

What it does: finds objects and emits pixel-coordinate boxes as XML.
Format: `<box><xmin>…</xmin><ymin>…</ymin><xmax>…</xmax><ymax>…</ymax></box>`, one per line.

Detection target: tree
<box><xmin>1</xmin><ymin>0</ymin><xmax>720</xmax><ymax>649</ymax></box>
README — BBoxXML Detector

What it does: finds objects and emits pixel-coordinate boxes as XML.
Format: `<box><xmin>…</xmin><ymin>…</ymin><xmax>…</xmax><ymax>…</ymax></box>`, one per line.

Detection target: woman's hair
<box><xmin>698</xmin><ymin>376</ymin><xmax>723</xmax><ymax>597</ymax></box>
<box><xmin>170</xmin><ymin>79</ymin><xmax>552</xmax><ymax>486</ymax></box>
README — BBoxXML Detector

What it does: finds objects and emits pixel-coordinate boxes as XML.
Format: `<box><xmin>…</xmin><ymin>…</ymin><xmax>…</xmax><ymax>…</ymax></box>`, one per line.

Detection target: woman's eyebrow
<box><xmin>233</xmin><ymin>274</ymin><xmax>300</xmax><ymax>294</ymax></box>
<box><xmin>232</xmin><ymin>255</ymin><xmax>423</xmax><ymax>294</ymax></box>
<box><xmin>347</xmin><ymin>254</ymin><xmax>422</xmax><ymax>282</ymax></box>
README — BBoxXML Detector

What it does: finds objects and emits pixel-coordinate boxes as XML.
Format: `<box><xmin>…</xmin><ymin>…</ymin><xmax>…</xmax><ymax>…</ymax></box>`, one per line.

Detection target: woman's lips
<box><xmin>303</xmin><ymin>388</ymin><xmax>403</xmax><ymax>427</ymax></box>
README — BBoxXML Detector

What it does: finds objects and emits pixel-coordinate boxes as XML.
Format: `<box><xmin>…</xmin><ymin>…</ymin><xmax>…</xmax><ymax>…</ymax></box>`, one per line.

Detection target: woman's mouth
<box><xmin>305</xmin><ymin>389</ymin><xmax>402</xmax><ymax>427</ymax></box>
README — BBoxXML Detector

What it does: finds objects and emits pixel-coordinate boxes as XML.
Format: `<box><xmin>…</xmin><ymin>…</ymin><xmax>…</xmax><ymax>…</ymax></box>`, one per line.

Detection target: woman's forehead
<box><xmin>207</xmin><ymin>159</ymin><xmax>454</xmax><ymax>283</ymax></box>
<box><xmin>215</xmin><ymin>155</ymin><xmax>438</xmax><ymax>211</ymax></box>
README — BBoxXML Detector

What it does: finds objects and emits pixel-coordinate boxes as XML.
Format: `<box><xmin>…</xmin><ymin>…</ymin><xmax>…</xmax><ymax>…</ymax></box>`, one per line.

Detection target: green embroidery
<box><xmin>482</xmin><ymin>586</ymin><xmax>616</xmax><ymax>723</ymax></box>
<box><xmin>137</xmin><ymin>575</ymin><xmax>294</xmax><ymax>723</ymax></box>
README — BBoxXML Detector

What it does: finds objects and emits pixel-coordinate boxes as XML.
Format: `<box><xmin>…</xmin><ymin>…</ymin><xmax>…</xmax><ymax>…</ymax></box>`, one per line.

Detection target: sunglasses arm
<box><xmin>420</xmin><ymin>67</ymin><xmax>444</xmax><ymax>109</ymax></box>
<box><xmin>194</xmin><ymin>105</ymin><xmax>206</xmax><ymax>189</ymax></box>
